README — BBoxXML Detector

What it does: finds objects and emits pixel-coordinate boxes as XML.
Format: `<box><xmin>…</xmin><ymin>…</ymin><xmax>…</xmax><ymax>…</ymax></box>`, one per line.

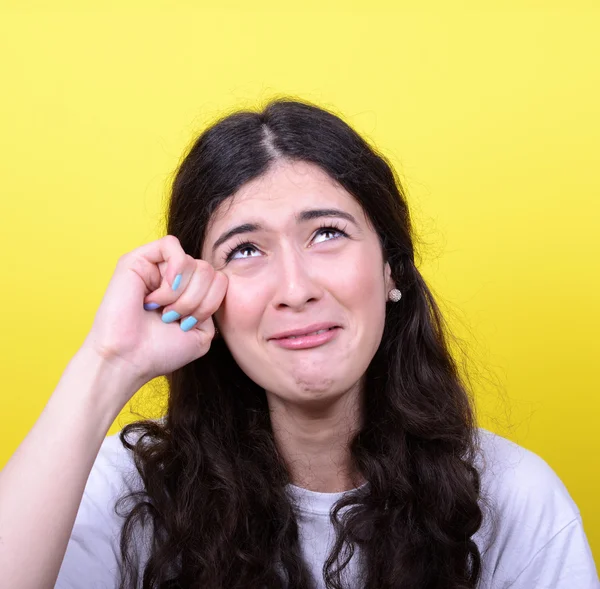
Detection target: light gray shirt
<box><xmin>55</xmin><ymin>428</ymin><xmax>599</xmax><ymax>588</ymax></box>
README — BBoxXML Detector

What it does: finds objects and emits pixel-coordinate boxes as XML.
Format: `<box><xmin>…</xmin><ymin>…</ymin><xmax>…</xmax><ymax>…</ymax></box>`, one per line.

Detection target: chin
<box><xmin>293</xmin><ymin>377</ymin><xmax>336</xmax><ymax>396</ymax></box>
<box><xmin>289</xmin><ymin>374</ymin><xmax>362</xmax><ymax>403</ymax></box>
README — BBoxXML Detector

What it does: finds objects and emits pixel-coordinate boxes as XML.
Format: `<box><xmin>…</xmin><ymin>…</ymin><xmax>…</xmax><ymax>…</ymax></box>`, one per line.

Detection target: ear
<box><xmin>384</xmin><ymin>261</ymin><xmax>395</xmax><ymax>293</ymax></box>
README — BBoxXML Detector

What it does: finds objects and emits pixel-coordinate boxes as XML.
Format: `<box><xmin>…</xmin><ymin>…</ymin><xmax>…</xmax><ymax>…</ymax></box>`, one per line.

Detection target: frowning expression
<box><xmin>202</xmin><ymin>160</ymin><xmax>394</xmax><ymax>407</ymax></box>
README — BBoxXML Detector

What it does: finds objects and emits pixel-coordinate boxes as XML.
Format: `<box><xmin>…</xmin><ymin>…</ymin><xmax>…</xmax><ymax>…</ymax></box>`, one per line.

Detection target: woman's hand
<box><xmin>82</xmin><ymin>234</ymin><xmax>228</xmax><ymax>397</ymax></box>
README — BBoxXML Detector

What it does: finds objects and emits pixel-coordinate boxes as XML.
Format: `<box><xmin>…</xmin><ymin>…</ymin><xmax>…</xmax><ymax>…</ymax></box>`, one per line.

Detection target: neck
<box><xmin>267</xmin><ymin>383</ymin><xmax>365</xmax><ymax>493</ymax></box>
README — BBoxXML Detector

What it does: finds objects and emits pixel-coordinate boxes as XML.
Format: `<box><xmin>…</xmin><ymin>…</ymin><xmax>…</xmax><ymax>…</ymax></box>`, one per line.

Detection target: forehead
<box><xmin>206</xmin><ymin>160</ymin><xmax>365</xmax><ymax>233</ymax></box>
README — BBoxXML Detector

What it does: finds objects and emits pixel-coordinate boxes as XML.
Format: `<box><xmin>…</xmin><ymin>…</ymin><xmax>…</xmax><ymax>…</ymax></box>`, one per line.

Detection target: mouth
<box><xmin>281</xmin><ymin>327</ymin><xmax>336</xmax><ymax>339</ymax></box>
<box><xmin>269</xmin><ymin>323</ymin><xmax>340</xmax><ymax>340</ymax></box>
<box><xmin>269</xmin><ymin>324</ymin><xmax>341</xmax><ymax>350</ymax></box>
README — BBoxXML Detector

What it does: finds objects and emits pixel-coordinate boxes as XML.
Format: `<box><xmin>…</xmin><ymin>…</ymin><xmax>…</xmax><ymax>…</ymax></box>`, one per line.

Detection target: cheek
<box><xmin>328</xmin><ymin>251</ymin><xmax>384</xmax><ymax>310</ymax></box>
<box><xmin>216</xmin><ymin>277</ymin><xmax>265</xmax><ymax>334</ymax></box>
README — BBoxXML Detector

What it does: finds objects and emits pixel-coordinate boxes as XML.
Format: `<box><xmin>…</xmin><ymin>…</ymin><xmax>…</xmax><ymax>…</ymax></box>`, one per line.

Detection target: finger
<box><xmin>141</xmin><ymin>247</ymin><xmax>211</xmax><ymax>310</ymax></box>
<box><xmin>184</xmin><ymin>271</ymin><xmax>228</xmax><ymax>330</ymax></box>
<box><xmin>195</xmin><ymin>316</ymin><xmax>216</xmax><ymax>338</ymax></box>
<box><xmin>127</xmin><ymin>235</ymin><xmax>193</xmax><ymax>297</ymax></box>
<box><xmin>159</xmin><ymin>260</ymin><xmax>217</xmax><ymax>322</ymax></box>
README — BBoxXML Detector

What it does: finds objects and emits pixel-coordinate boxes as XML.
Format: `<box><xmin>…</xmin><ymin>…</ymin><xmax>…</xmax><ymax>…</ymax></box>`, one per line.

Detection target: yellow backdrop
<box><xmin>1</xmin><ymin>1</ymin><xmax>598</xmax><ymax>561</ymax></box>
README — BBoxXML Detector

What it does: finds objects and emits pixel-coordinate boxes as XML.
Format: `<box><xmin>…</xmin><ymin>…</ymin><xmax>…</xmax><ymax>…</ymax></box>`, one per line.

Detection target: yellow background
<box><xmin>1</xmin><ymin>1</ymin><xmax>598</xmax><ymax>561</ymax></box>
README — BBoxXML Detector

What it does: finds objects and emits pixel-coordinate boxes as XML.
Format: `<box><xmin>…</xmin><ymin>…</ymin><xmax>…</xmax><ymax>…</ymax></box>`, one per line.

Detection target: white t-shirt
<box><xmin>55</xmin><ymin>427</ymin><xmax>599</xmax><ymax>589</ymax></box>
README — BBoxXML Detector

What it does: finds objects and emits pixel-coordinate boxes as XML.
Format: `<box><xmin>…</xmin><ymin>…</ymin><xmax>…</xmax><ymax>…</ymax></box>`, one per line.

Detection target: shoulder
<box><xmin>474</xmin><ymin>427</ymin><xmax>580</xmax><ymax>519</ymax></box>
<box><xmin>472</xmin><ymin>428</ymin><xmax>598</xmax><ymax>588</ymax></box>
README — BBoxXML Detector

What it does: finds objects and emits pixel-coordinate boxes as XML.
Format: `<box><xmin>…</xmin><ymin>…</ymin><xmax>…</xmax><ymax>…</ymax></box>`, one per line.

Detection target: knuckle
<box><xmin>117</xmin><ymin>252</ymin><xmax>132</xmax><ymax>266</ymax></box>
<box><xmin>195</xmin><ymin>312</ymin><xmax>215</xmax><ymax>329</ymax></box>
<box><xmin>163</xmin><ymin>234</ymin><xmax>181</xmax><ymax>247</ymax></box>
<box><xmin>184</xmin><ymin>255</ymin><xmax>201</xmax><ymax>275</ymax></box>
<box><xmin>129</xmin><ymin>255</ymin><xmax>147</xmax><ymax>274</ymax></box>
<box><xmin>196</xmin><ymin>258</ymin><xmax>214</xmax><ymax>275</ymax></box>
<box><xmin>189</xmin><ymin>310</ymin><xmax>209</xmax><ymax>326</ymax></box>
<box><xmin>205</xmin><ymin>321</ymin><xmax>216</xmax><ymax>337</ymax></box>
<box><xmin>164</xmin><ymin>236</ymin><xmax>185</xmax><ymax>258</ymax></box>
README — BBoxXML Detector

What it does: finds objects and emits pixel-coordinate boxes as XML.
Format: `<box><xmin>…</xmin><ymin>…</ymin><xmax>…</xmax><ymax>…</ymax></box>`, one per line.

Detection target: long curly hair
<box><xmin>116</xmin><ymin>98</ymin><xmax>489</xmax><ymax>589</ymax></box>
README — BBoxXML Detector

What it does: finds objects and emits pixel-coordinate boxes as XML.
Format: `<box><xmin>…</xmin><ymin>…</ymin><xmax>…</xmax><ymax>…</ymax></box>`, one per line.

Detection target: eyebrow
<box><xmin>212</xmin><ymin>208</ymin><xmax>359</xmax><ymax>254</ymax></box>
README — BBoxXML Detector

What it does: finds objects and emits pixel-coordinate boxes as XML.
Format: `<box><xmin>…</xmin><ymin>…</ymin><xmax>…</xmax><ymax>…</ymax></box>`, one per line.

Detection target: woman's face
<box><xmin>202</xmin><ymin>159</ymin><xmax>394</xmax><ymax>407</ymax></box>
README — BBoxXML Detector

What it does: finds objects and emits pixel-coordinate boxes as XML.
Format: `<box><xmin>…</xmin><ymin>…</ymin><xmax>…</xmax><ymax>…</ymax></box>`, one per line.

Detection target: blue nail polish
<box><xmin>180</xmin><ymin>316</ymin><xmax>198</xmax><ymax>332</ymax></box>
<box><xmin>162</xmin><ymin>310</ymin><xmax>181</xmax><ymax>323</ymax></box>
<box><xmin>172</xmin><ymin>274</ymin><xmax>182</xmax><ymax>291</ymax></box>
<box><xmin>144</xmin><ymin>302</ymin><xmax>160</xmax><ymax>311</ymax></box>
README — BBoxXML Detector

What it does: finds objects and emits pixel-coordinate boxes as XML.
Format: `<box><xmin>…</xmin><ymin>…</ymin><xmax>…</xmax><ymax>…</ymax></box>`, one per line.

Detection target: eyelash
<box><xmin>223</xmin><ymin>222</ymin><xmax>350</xmax><ymax>263</ymax></box>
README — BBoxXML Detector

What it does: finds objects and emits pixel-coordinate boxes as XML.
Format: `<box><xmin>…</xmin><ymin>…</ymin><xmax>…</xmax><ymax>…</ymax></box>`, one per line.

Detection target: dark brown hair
<box><xmin>116</xmin><ymin>98</ymin><xmax>489</xmax><ymax>588</ymax></box>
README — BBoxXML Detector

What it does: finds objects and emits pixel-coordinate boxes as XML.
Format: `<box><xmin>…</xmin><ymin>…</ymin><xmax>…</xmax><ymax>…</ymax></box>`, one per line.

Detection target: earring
<box><xmin>388</xmin><ymin>288</ymin><xmax>402</xmax><ymax>302</ymax></box>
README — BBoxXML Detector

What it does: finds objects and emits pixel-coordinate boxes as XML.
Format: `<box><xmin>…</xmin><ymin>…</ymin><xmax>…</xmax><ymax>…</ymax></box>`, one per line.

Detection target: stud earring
<box><xmin>388</xmin><ymin>288</ymin><xmax>402</xmax><ymax>302</ymax></box>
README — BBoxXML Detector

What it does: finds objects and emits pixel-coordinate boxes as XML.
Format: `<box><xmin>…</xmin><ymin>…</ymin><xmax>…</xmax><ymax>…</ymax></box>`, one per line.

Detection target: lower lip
<box><xmin>270</xmin><ymin>327</ymin><xmax>340</xmax><ymax>350</ymax></box>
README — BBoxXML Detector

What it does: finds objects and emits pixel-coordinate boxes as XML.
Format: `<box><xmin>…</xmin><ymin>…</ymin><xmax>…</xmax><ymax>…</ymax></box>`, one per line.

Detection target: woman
<box><xmin>0</xmin><ymin>99</ymin><xmax>597</xmax><ymax>589</ymax></box>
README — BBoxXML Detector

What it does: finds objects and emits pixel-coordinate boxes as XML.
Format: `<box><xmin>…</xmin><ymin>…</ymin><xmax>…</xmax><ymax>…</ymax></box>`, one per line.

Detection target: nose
<box><xmin>270</xmin><ymin>245</ymin><xmax>323</xmax><ymax>311</ymax></box>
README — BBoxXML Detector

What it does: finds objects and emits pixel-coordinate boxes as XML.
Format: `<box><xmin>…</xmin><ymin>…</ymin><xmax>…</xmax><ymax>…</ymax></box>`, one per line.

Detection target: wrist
<box><xmin>63</xmin><ymin>345</ymin><xmax>143</xmax><ymax>428</ymax></box>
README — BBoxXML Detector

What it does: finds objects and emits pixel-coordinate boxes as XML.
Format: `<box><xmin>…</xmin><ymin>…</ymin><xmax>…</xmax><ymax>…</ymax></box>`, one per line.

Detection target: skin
<box><xmin>201</xmin><ymin>160</ymin><xmax>395</xmax><ymax>493</ymax></box>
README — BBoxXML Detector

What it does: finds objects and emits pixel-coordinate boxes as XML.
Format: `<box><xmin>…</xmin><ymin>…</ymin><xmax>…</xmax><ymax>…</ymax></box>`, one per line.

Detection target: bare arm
<box><xmin>0</xmin><ymin>235</ymin><xmax>227</xmax><ymax>589</ymax></box>
<box><xmin>0</xmin><ymin>346</ymin><xmax>141</xmax><ymax>589</ymax></box>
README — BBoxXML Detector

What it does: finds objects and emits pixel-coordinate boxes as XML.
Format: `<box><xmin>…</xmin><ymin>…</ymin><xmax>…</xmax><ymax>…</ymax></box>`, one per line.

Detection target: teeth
<box><xmin>287</xmin><ymin>328</ymin><xmax>332</xmax><ymax>339</ymax></box>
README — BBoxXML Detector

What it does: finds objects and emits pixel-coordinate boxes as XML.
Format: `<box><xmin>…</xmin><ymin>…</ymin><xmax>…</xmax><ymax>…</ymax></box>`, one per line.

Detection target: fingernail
<box><xmin>162</xmin><ymin>310</ymin><xmax>181</xmax><ymax>323</ymax></box>
<box><xmin>144</xmin><ymin>302</ymin><xmax>160</xmax><ymax>311</ymax></box>
<box><xmin>172</xmin><ymin>274</ymin><xmax>182</xmax><ymax>291</ymax></box>
<box><xmin>180</xmin><ymin>316</ymin><xmax>198</xmax><ymax>332</ymax></box>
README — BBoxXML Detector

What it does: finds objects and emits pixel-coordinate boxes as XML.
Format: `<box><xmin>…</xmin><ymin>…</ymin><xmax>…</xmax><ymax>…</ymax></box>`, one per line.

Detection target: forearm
<box><xmin>0</xmin><ymin>346</ymin><xmax>140</xmax><ymax>589</ymax></box>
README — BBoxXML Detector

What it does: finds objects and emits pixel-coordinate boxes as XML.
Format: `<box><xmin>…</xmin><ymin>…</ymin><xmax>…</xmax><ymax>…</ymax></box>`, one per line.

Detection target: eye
<box><xmin>223</xmin><ymin>223</ymin><xmax>349</xmax><ymax>263</ymax></box>
<box><xmin>224</xmin><ymin>241</ymin><xmax>261</xmax><ymax>263</ymax></box>
<box><xmin>311</xmin><ymin>224</ymin><xmax>349</xmax><ymax>245</ymax></box>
